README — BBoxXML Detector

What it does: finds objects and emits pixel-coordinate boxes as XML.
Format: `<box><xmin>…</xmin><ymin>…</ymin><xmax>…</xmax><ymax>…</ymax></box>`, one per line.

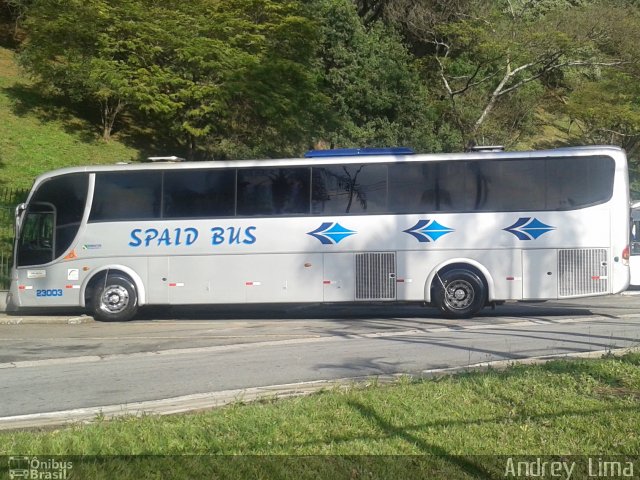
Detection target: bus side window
<box><xmin>312</xmin><ymin>164</ymin><xmax>387</xmax><ymax>215</ymax></box>
<box><xmin>163</xmin><ymin>169</ymin><xmax>235</xmax><ymax>219</ymax></box>
<box><xmin>90</xmin><ymin>172</ymin><xmax>161</xmax><ymax>222</ymax></box>
<box><xmin>237</xmin><ymin>168</ymin><xmax>310</xmax><ymax>216</ymax></box>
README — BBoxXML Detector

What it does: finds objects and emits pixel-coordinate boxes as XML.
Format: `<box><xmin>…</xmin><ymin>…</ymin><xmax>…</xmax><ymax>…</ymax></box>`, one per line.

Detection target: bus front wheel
<box><xmin>91</xmin><ymin>275</ymin><xmax>138</xmax><ymax>322</ymax></box>
<box><xmin>433</xmin><ymin>269</ymin><xmax>486</xmax><ymax>319</ymax></box>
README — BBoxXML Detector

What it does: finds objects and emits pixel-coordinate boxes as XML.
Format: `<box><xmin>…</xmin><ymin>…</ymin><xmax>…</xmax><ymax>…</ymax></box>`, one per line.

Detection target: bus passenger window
<box><xmin>90</xmin><ymin>172</ymin><xmax>161</xmax><ymax>222</ymax></box>
<box><xmin>163</xmin><ymin>170</ymin><xmax>235</xmax><ymax>219</ymax></box>
<box><xmin>312</xmin><ymin>165</ymin><xmax>387</xmax><ymax>215</ymax></box>
<box><xmin>546</xmin><ymin>157</ymin><xmax>614</xmax><ymax>210</ymax></box>
<box><xmin>237</xmin><ymin>168</ymin><xmax>310</xmax><ymax>216</ymax></box>
<box><xmin>473</xmin><ymin>159</ymin><xmax>546</xmax><ymax>212</ymax></box>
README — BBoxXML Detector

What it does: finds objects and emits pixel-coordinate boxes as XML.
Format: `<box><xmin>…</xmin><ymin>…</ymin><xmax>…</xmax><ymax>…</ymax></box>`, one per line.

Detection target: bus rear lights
<box><xmin>622</xmin><ymin>245</ymin><xmax>630</xmax><ymax>265</ymax></box>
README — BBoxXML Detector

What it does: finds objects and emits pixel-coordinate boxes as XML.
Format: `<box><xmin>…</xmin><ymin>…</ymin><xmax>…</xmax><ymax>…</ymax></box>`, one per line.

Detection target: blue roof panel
<box><xmin>304</xmin><ymin>147</ymin><xmax>414</xmax><ymax>158</ymax></box>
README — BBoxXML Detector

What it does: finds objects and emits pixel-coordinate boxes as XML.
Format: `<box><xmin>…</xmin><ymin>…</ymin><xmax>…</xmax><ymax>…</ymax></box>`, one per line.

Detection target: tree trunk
<box><xmin>100</xmin><ymin>98</ymin><xmax>125</xmax><ymax>142</ymax></box>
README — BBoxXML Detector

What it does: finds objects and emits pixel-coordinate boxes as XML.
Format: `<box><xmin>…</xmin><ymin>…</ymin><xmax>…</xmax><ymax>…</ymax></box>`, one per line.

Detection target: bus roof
<box><xmin>28</xmin><ymin>145</ymin><xmax>627</xmax><ymax>186</ymax></box>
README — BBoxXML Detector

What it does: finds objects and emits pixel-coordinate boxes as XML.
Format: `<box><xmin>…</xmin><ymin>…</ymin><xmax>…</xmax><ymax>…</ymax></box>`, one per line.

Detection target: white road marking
<box><xmin>1</xmin><ymin>313</ymin><xmax>639</xmax><ymax>370</ymax></box>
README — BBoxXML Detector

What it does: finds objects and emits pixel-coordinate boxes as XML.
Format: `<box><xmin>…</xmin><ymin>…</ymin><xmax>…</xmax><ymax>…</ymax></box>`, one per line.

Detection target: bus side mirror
<box><xmin>15</xmin><ymin>203</ymin><xmax>26</xmax><ymax>232</ymax></box>
<box><xmin>15</xmin><ymin>203</ymin><xmax>26</xmax><ymax>217</ymax></box>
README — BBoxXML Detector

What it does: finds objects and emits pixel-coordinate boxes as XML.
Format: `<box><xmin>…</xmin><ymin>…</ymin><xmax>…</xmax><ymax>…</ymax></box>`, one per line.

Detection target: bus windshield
<box><xmin>17</xmin><ymin>203</ymin><xmax>55</xmax><ymax>266</ymax></box>
<box><xmin>16</xmin><ymin>173</ymin><xmax>88</xmax><ymax>267</ymax></box>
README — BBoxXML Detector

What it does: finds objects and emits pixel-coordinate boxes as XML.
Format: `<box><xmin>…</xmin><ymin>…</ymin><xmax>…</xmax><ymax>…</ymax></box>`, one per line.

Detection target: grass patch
<box><xmin>0</xmin><ymin>46</ymin><xmax>140</xmax><ymax>189</ymax></box>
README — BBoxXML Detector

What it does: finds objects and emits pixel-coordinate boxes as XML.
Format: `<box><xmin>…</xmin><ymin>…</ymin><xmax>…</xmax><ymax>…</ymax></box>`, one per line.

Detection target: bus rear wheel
<box><xmin>91</xmin><ymin>275</ymin><xmax>138</xmax><ymax>322</ymax></box>
<box><xmin>433</xmin><ymin>269</ymin><xmax>486</xmax><ymax>319</ymax></box>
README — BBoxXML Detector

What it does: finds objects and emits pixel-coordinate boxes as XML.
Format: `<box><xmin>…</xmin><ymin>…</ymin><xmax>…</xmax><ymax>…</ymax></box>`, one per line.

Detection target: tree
<box><xmin>540</xmin><ymin>2</ymin><xmax>640</xmax><ymax>189</ymax></box>
<box><xmin>19</xmin><ymin>0</ymin><xmax>173</xmax><ymax>141</ymax></box>
<box><xmin>0</xmin><ymin>0</ymin><xmax>32</xmax><ymax>40</ymax></box>
<box><xmin>19</xmin><ymin>0</ymin><xmax>329</xmax><ymax>158</ymax></box>
<box><xmin>566</xmin><ymin>72</ymin><xmax>640</xmax><ymax>155</ymax></box>
<box><xmin>379</xmin><ymin>0</ymin><xmax>635</xmax><ymax>149</ymax></box>
<box><xmin>313</xmin><ymin>0</ymin><xmax>439</xmax><ymax>151</ymax></box>
<box><xmin>354</xmin><ymin>0</ymin><xmax>388</xmax><ymax>24</ymax></box>
<box><xmin>193</xmin><ymin>0</ymin><xmax>330</xmax><ymax>159</ymax></box>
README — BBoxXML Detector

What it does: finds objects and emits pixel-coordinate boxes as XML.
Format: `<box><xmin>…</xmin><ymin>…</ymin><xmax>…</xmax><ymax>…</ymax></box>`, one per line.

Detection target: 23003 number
<box><xmin>36</xmin><ymin>289</ymin><xmax>63</xmax><ymax>297</ymax></box>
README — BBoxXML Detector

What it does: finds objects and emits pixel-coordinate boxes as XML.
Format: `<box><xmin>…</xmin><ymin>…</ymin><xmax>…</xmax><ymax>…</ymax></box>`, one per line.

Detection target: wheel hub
<box><xmin>453</xmin><ymin>288</ymin><xmax>467</xmax><ymax>300</ymax></box>
<box><xmin>101</xmin><ymin>285</ymin><xmax>129</xmax><ymax>313</ymax></box>
<box><xmin>108</xmin><ymin>293</ymin><xmax>121</xmax><ymax>304</ymax></box>
<box><xmin>445</xmin><ymin>280</ymin><xmax>474</xmax><ymax>310</ymax></box>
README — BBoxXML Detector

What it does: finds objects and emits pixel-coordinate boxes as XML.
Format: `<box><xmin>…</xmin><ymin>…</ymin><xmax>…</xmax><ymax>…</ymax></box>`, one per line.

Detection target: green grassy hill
<box><xmin>0</xmin><ymin>46</ymin><xmax>140</xmax><ymax>189</ymax></box>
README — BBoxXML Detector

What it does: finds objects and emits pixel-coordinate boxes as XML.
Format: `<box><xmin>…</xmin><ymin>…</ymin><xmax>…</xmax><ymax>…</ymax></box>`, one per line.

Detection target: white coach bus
<box><xmin>8</xmin><ymin>145</ymin><xmax>630</xmax><ymax>321</ymax></box>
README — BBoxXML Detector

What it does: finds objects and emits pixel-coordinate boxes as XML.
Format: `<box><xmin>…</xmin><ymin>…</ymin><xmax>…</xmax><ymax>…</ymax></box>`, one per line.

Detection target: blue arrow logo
<box><xmin>504</xmin><ymin>217</ymin><xmax>555</xmax><ymax>240</ymax></box>
<box><xmin>307</xmin><ymin>222</ymin><xmax>356</xmax><ymax>245</ymax></box>
<box><xmin>404</xmin><ymin>220</ymin><xmax>454</xmax><ymax>243</ymax></box>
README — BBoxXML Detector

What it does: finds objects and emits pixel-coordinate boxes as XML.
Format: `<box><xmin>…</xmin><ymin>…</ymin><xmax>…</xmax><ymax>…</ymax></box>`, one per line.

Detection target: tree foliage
<box><xmin>314</xmin><ymin>0</ymin><xmax>438</xmax><ymax>151</ymax></box>
<box><xmin>378</xmin><ymin>0</ymin><xmax>638</xmax><ymax>149</ymax></box>
<box><xmin>19</xmin><ymin>0</ymin><xmax>328</xmax><ymax>158</ymax></box>
<box><xmin>8</xmin><ymin>0</ymin><xmax>640</xmax><ymax>176</ymax></box>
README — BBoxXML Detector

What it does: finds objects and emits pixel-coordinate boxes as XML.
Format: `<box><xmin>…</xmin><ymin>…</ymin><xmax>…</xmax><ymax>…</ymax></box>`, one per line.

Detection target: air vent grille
<box><xmin>355</xmin><ymin>252</ymin><xmax>396</xmax><ymax>301</ymax></box>
<box><xmin>558</xmin><ymin>248</ymin><xmax>608</xmax><ymax>297</ymax></box>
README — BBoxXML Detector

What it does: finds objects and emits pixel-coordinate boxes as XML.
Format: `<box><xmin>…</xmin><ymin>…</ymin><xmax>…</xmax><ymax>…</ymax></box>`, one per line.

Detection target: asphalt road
<box><xmin>1</xmin><ymin>294</ymin><xmax>639</xmax><ymax>429</ymax></box>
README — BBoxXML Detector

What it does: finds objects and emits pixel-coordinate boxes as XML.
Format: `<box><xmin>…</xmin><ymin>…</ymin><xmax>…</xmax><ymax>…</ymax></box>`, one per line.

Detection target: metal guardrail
<box><xmin>0</xmin><ymin>187</ymin><xmax>28</xmax><ymax>289</ymax></box>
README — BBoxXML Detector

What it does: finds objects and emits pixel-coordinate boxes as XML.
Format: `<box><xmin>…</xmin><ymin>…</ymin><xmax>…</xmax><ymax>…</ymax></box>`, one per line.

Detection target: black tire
<box><xmin>90</xmin><ymin>275</ymin><xmax>138</xmax><ymax>322</ymax></box>
<box><xmin>433</xmin><ymin>269</ymin><xmax>486</xmax><ymax>318</ymax></box>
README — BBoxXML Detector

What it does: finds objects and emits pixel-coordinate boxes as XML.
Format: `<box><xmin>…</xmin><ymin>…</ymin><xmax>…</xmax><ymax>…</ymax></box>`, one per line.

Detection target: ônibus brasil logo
<box><xmin>8</xmin><ymin>456</ymin><xmax>73</xmax><ymax>479</ymax></box>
